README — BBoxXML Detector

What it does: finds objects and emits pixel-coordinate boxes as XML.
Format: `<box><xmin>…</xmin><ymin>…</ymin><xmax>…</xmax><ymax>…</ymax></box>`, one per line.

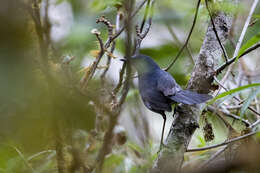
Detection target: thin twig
<box><xmin>199</xmin><ymin>145</ymin><xmax>228</xmax><ymax>168</ymax></box>
<box><xmin>95</xmin><ymin>0</ymin><xmax>144</xmax><ymax>172</ymax></box>
<box><xmin>250</xmin><ymin>118</ymin><xmax>260</xmax><ymax>129</ymax></box>
<box><xmin>134</xmin><ymin>0</ymin><xmax>155</xmax><ymax>55</ymax></box>
<box><xmin>205</xmin><ymin>0</ymin><xmax>229</xmax><ymax>62</ymax></box>
<box><xmin>165</xmin><ymin>0</ymin><xmax>201</xmax><ymax>71</ymax></box>
<box><xmin>101</xmin><ymin>41</ymin><xmax>115</xmax><ymax>84</ymax></box>
<box><xmin>232</xmin><ymin>0</ymin><xmax>259</xmax><ymax>61</ymax></box>
<box><xmin>214</xmin><ymin>76</ymin><xmax>260</xmax><ymax>118</ymax></box>
<box><xmin>109</xmin><ymin>11</ymin><xmax>126</xmax><ymax>96</ymax></box>
<box><xmin>81</xmin><ymin>30</ymin><xmax>105</xmax><ymax>88</ymax></box>
<box><xmin>207</xmin><ymin>105</ymin><xmax>251</xmax><ymax>127</ymax></box>
<box><xmin>27</xmin><ymin>150</ymin><xmax>55</xmax><ymax>161</ymax></box>
<box><xmin>166</xmin><ymin>24</ymin><xmax>195</xmax><ymax>64</ymax></box>
<box><xmin>118</xmin><ymin>66</ymin><xmax>131</xmax><ymax>106</ymax></box>
<box><xmin>187</xmin><ymin>129</ymin><xmax>260</xmax><ymax>152</ymax></box>
<box><xmin>220</xmin><ymin>0</ymin><xmax>259</xmax><ymax>84</ymax></box>
<box><xmin>140</xmin><ymin>0</ymin><xmax>151</xmax><ymax>32</ymax></box>
<box><xmin>11</xmin><ymin>146</ymin><xmax>36</xmax><ymax>173</ymax></box>
<box><xmin>113</xmin><ymin>63</ymin><xmax>127</xmax><ymax>94</ymax></box>
<box><xmin>81</xmin><ymin>0</ymin><xmax>149</xmax><ymax>89</ymax></box>
<box><xmin>96</xmin><ymin>16</ymin><xmax>114</xmax><ymax>39</ymax></box>
<box><xmin>215</xmin><ymin>42</ymin><xmax>260</xmax><ymax>75</ymax></box>
<box><xmin>106</xmin><ymin>0</ymin><xmax>149</xmax><ymax>48</ymax></box>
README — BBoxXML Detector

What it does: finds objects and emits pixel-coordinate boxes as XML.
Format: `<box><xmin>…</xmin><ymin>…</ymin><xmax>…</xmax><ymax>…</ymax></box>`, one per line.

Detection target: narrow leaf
<box><xmin>240</xmin><ymin>86</ymin><xmax>260</xmax><ymax>117</ymax></box>
<box><xmin>209</xmin><ymin>83</ymin><xmax>260</xmax><ymax>104</ymax></box>
<box><xmin>253</xmin><ymin>14</ymin><xmax>260</xmax><ymax>18</ymax></box>
<box><xmin>237</xmin><ymin>33</ymin><xmax>260</xmax><ymax>60</ymax></box>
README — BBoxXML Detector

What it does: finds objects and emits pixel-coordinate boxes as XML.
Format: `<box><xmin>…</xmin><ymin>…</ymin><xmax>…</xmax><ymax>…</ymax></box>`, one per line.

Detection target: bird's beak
<box><xmin>120</xmin><ymin>58</ymin><xmax>126</xmax><ymax>62</ymax></box>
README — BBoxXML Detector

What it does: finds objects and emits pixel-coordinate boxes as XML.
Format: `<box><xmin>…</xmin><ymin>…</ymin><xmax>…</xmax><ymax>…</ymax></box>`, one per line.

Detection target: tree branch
<box><xmin>106</xmin><ymin>0</ymin><xmax>149</xmax><ymax>48</ymax></box>
<box><xmin>81</xmin><ymin>1</ymin><xmax>149</xmax><ymax>89</ymax></box>
<box><xmin>134</xmin><ymin>0</ymin><xmax>155</xmax><ymax>55</ymax></box>
<box><xmin>151</xmin><ymin>5</ymin><xmax>233</xmax><ymax>173</ymax></box>
<box><xmin>140</xmin><ymin>0</ymin><xmax>151</xmax><ymax>32</ymax></box>
<box><xmin>186</xmin><ymin>129</ymin><xmax>259</xmax><ymax>152</ymax></box>
<box><xmin>220</xmin><ymin>0</ymin><xmax>259</xmax><ymax>84</ymax></box>
<box><xmin>81</xmin><ymin>29</ymin><xmax>105</xmax><ymax>88</ymax></box>
<box><xmin>205</xmin><ymin>0</ymin><xmax>229</xmax><ymax>62</ymax></box>
<box><xmin>207</xmin><ymin>105</ymin><xmax>250</xmax><ymax>127</ymax></box>
<box><xmin>215</xmin><ymin>42</ymin><xmax>260</xmax><ymax>75</ymax></box>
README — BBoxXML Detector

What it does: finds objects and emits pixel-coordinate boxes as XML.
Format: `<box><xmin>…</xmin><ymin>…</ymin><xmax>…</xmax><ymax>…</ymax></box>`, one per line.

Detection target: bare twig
<box><xmin>95</xmin><ymin>0</ymin><xmax>143</xmax><ymax>172</ymax></box>
<box><xmin>214</xmin><ymin>75</ymin><xmax>260</xmax><ymax>118</ymax></box>
<box><xmin>250</xmin><ymin>118</ymin><xmax>260</xmax><ymax>129</ymax></box>
<box><xmin>140</xmin><ymin>0</ymin><xmax>151</xmax><ymax>32</ymax></box>
<box><xmin>81</xmin><ymin>30</ymin><xmax>105</xmax><ymax>88</ymax></box>
<box><xmin>152</xmin><ymin>6</ymin><xmax>233</xmax><ymax>173</ymax></box>
<box><xmin>96</xmin><ymin>15</ymin><xmax>114</xmax><ymax>38</ymax></box>
<box><xmin>113</xmin><ymin>63</ymin><xmax>127</xmax><ymax>94</ymax></box>
<box><xmin>207</xmin><ymin>105</ymin><xmax>251</xmax><ymax>127</ymax></box>
<box><xmin>99</xmin><ymin>12</ymin><xmax>122</xmax><ymax>89</ymax></box>
<box><xmin>166</xmin><ymin>24</ymin><xmax>195</xmax><ymax>64</ymax></box>
<box><xmin>113</xmin><ymin>0</ymin><xmax>152</xmax><ymax>96</ymax></box>
<box><xmin>107</xmin><ymin>11</ymin><xmax>125</xmax><ymax>96</ymax></box>
<box><xmin>118</xmin><ymin>65</ymin><xmax>131</xmax><ymax>106</ymax></box>
<box><xmin>106</xmin><ymin>0</ymin><xmax>149</xmax><ymax>47</ymax></box>
<box><xmin>205</xmin><ymin>0</ymin><xmax>229</xmax><ymax>62</ymax></box>
<box><xmin>11</xmin><ymin>146</ymin><xmax>36</xmax><ymax>173</ymax></box>
<box><xmin>81</xmin><ymin>0</ymin><xmax>149</xmax><ymax>89</ymax></box>
<box><xmin>165</xmin><ymin>0</ymin><xmax>201</xmax><ymax>71</ymax></box>
<box><xmin>101</xmin><ymin>41</ymin><xmax>115</xmax><ymax>84</ymax></box>
<box><xmin>199</xmin><ymin>145</ymin><xmax>228</xmax><ymax>168</ymax></box>
<box><xmin>134</xmin><ymin>0</ymin><xmax>155</xmax><ymax>55</ymax></box>
<box><xmin>187</xmin><ymin>129</ymin><xmax>259</xmax><ymax>152</ymax></box>
<box><xmin>232</xmin><ymin>0</ymin><xmax>259</xmax><ymax>61</ymax></box>
<box><xmin>215</xmin><ymin>42</ymin><xmax>260</xmax><ymax>75</ymax></box>
<box><xmin>220</xmin><ymin>0</ymin><xmax>259</xmax><ymax>83</ymax></box>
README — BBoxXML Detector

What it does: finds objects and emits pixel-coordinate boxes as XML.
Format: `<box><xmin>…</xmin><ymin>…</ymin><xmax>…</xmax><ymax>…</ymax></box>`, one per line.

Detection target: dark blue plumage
<box><xmin>130</xmin><ymin>54</ymin><xmax>212</xmax><ymax>148</ymax></box>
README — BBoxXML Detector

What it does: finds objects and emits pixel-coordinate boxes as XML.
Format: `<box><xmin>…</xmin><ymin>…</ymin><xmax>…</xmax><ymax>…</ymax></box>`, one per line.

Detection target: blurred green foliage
<box><xmin>1</xmin><ymin>0</ymin><xmax>260</xmax><ymax>172</ymax></box>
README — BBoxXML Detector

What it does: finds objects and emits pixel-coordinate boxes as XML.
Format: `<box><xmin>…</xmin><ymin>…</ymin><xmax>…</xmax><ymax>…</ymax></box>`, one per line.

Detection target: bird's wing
<box><xmin>156</xmin><ymin>70</ymin><xmax>181</xmax><ymax>96</ymax></box>
<box><xmin>156</xmin><ymin>70</ymin><xmax>212</xmax><ymax>105</ymax></box>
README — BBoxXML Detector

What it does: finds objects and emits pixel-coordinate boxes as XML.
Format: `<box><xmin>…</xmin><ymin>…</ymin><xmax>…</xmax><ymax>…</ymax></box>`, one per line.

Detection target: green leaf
<box><xmin>127</xmin><ymin>142</ymin><xmax>143</xmax><ymax>154</ymax></box>
<box><xmin>240</xmin><ymin>86</ymin><xmax>260</xmax><ymax>117</ymax></box>
<box><xmin>27</xmin><ymin>150</ymin><xmax>55</xmax><ymax>161</ymax></box>
<box><xmin>197</xmin><ymin>135</ymin><xmax>206</xmax><ymax>147</ymax></box>
<box><xmin>253</xmin><ymin>14</ymin><xmax>260</xmax><ymax>18</ymax></box>
<box><xmin>237</xmin><ymin>33</ymin><xmax>260</xmax><ymax>60</ymax></box>
<box><xmin>209</xmin><ymin>83</ymin><xmax>260</xmax><ymax>104</ymax></box>
<box><xmin>103</xmin><ymin>154</ymin><xmax>124</xmax><ymax>169</ymax></box>
<box><xmin>256</xmin><ymin>131</ymin><xmax>260</xmax><ymax>138</ymax></box>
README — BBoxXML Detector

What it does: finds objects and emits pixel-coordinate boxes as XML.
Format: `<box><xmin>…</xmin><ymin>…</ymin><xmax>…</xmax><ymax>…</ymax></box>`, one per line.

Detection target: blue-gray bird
<box><xmin>128</xmin><ymin>54</ymin><xmax>212</xmax><ymax>148</ymax></box>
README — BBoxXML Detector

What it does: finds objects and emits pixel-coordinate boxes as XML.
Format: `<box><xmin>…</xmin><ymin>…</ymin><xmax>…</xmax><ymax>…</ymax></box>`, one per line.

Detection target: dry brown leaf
<box><xmin>90</xmin><ymin>50</ymin><xmax>101</xmax><ymax>58</ymax></box>
<box><xmin>105</xmin><ymin>50</ymin><xmax>117</xmax><ymax>59</ymax></box>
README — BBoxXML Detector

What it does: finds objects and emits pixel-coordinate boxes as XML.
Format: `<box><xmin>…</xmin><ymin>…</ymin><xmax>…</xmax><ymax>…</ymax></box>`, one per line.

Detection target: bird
<box><xmin>126</xmin><ymin>54</ymin><xmax>212</xmax><ymax>149</ymax></box>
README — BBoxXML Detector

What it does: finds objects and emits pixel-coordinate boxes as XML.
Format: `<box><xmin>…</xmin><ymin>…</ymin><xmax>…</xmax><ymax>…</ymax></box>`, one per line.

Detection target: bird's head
<box><xmin>121</xmin><ymin>54</ymin><xmax>159</xmax><ymax>75</ymax></box>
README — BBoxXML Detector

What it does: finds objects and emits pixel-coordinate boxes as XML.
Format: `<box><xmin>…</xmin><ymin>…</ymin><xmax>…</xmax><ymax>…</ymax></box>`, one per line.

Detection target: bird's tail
<box><xmin>170</xmin><ymin>90</ymin><xmax>212</xmax><ymax>105</ymax></box>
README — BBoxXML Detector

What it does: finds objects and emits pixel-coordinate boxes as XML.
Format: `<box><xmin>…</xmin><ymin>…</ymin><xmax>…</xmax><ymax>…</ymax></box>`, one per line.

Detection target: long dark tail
<box><xmin>170</xmin><ymin>90</ymin><xmax>212</xmax><ymax>105</ymax></box>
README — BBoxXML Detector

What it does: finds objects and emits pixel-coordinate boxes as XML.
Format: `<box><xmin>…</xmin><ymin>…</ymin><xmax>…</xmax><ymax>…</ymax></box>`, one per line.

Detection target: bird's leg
<box><xmin>159</xmin><ymin>113</ymin><xmax>166</xmax><ymax>151</ymax></box>
<box><xmin>173</xmin><ymin>103</ymin><xmax>177</xmax><ymax>118</ymax></box>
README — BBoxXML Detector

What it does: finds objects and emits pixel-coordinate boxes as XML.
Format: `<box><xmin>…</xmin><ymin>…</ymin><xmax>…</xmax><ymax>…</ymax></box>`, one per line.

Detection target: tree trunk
<box><xmin>151</xmin><ymin>8</ymin><xmax>233</xmax><ymax>173</ymax></box>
